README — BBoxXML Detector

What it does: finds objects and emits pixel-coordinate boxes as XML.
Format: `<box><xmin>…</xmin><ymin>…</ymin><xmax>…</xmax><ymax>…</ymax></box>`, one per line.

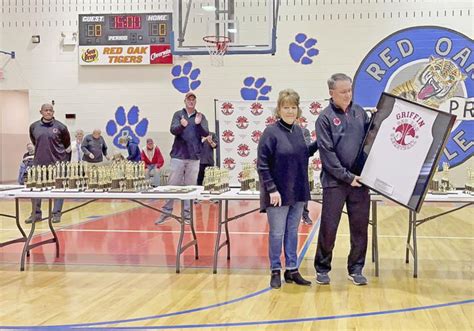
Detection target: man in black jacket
<box><xmin>314</xmin><ymin>73</ymin><xmax>370</xmax><ymax>286</ymax></box>
<box><xmin>82</xmin><ymin>129</ymin><xmax>109</xmax><ymax>163</ymax></box>
<box><xmin>26</xmin><ymin>103</ymin><xmax>71</xmax><ymax>223</ymax></box>
<box><xmin>155</xmin><ymin>92</ymin><xmax>209</xmax><ymax>225</ymax></box>
<box><xmin>197</xmin><ymin>132</ymin><xmax>218</xmax><ymax>186</ymax></box>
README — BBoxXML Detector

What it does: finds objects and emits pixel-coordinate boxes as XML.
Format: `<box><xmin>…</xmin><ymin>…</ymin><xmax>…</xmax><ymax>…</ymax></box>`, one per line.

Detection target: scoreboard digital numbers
<box><xmin>78</xmin><ymin>13</ymin><xmax>173</xmax><ymax>65</ymax></box>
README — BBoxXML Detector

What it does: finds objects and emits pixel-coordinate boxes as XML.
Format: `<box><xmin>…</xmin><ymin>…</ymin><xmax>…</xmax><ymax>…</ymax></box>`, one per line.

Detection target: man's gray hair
<box><xmin>327</xmin><ymin>73</ymin><xmax>352</xmax><ymax>90</ymax></box>
<box><xmin>40</xmin><ymin>103</ymin><xmax>54</xmax><ymax>111</ymax></box>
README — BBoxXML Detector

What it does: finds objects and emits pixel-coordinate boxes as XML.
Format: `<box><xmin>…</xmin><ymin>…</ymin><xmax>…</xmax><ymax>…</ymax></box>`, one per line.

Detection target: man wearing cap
<box><xmin>156</xmin><ymin>92</ymin><xmax>209</xmax><ymax>224</ymax></box>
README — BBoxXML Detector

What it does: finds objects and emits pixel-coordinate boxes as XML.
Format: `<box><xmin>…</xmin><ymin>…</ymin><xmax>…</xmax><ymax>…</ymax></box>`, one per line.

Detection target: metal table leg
<box><xmin>371</xmin><ymin>200</ymin><xmax>379</xmax><ymax>277</ymax></box>
<box><xmin>20</xmin><ymin>198</ymin><xmax>61</xmax><ymax>271</ymax></box>
<box><xmin>48</xmin><ymin>199</ymin><xmax>60</xmax><ymax>258</ymax></box>
<box><xmin>225</xmin><ymin>200</ymin><xmax>231</xmax><ymax>260</ymax></box>
<box><xmin>412</xmin><ymin>211</ymin><xmax>418</xmax><ymax>278</ymax></box>
<box><xmin>213</xmin><ymin>199</ymin><xmax>232</xmax><ymax>274</ymax></box>
<box><xmin>175</xmin><ymin>201</ymin><xmax>185</xmax><ymax>273</ymax></box>
<box><xmin>405</xmin><ymin>210</ymin><xmax>413</xmax><ymax>264</ymax></box>
<box><xmin>213</xmin><ymin>200</ymin><xmax>224</xmax><ymax>274</ymax></box>
<box><xmin>0</xmin><ymin>198</ymin><xmax>27</xmax><ymax>249</ymax></box>
<box><xmin>405</xmin><ymin>210</ymin><xmax>418</xmax><ymax>278</ymax></box>
<box><xmin>189</xmin><ymin>200</ymin><xmax>198</xmax><ymax>259</ymax></box>
<box><xmin>175</xmin><ymin>199</ymin><xmax>199</xmax><ymax>273</ymax></box>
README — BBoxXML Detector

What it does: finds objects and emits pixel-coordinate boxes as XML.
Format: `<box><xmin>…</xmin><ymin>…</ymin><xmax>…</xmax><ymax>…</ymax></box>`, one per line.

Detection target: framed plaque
<box><xmin>358</xmin><ymin>93</ymin><xmax>456</xmax><ymax>212</ymax></box>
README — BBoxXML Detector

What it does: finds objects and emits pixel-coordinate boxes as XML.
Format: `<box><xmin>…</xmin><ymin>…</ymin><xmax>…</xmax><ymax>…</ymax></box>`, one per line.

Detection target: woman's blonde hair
<box><xmin>275</xmin><ymin>89</ymin><xmax>302</xmax><ymax>119</ymax></box>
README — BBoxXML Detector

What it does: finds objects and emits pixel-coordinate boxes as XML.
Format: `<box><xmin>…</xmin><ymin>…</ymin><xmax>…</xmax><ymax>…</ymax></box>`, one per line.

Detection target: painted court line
<box><xmin>2</xmin><ymin>218</ymin><xmax>472</xmax><ymax>330</ymax></box>
<box><xmin>4</xmin><ymin>228</ymin><xmax>471</xmax><ymax>241</ymax></box>
<box><xmin>337</xmin><ymin>233</ymin><xmax>474</xmax><ymax>240</ymax></box>
<box><xmin>0</xmin><ymin>218</ymin><xmax>321</xmax><ymax>329</ymax></box>
<box><xmin>71</xmin><ymin>299</ymin><xmax>474</xmax><ymax>330</ymax></box>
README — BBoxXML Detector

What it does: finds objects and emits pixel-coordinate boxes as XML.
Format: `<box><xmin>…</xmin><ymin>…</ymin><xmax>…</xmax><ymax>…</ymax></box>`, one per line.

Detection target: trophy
<box><xmin>36</xmin><ymin>165</ymin><xmax>45</xmax><ymax>190</ymax></box>
<box><xmin>465</xmin><ymin>166</ymin><xmax>473</xmax><ymax>194</ymax></box>
<box><xmin>308</xmin><ymin>166</ymin><xmax>315</xmax><ymax>192</ymax></box>
<box><xmin>47</xmin><ymin>164</ymin><xmax>55</xmax><ymax>187</ymax></box>
<box><xmin>68</xmin><ymin>162</ymin><xmax>77</xmax><ymax>190</ymax></box>
<box><xmin>25</xmin><ymin>166</ymin><xmax>34</xmax><ymax>189</ymax></box>
<box><xmin>31</xmin><ymin>166</ymin><xmax>37</xmax><ymax>188</ymax></box>
<box><xmin>240</xmin><ymin>163</ymin><xmax>256</xmax><ymax>192</ymax></box>
<box><xmin>440</xmin><ymin>162</ymin><xmax>452</xmax><ymax>192</ymax></box>
<box><xmin>203</xmin><ymin>167</ymin><xmax>214</xmax><ymax>192</ymax></box>
<box><xmin>428</xmin><ymin>168</ymin><xmax>440</xmax><ymax>192</ymax></box>
<box><xmin>124</xmin><ymin>162</ymin><xmax>134</xmax><ymax>191</ymax></box>
<box><xmin>87</xmin><ymin>167</ymin><xmax>97</xmax><ymax>191</ymax></box>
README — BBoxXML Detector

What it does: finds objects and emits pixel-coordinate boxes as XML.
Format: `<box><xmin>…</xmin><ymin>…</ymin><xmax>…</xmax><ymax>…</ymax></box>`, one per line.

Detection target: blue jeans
<box><xmin>266</xmin><ymin>201</ymin><xmax>305</xmax><ymax>271</ymax></box>
<box><xmin>31</xmin><ymin>198</ymin><xmax>64</xmax><ymax>218</ymax></box>
<box><xmin>162</xmin><ymin>158</ymin><xmax>200</xmax><ymax>218</ymax></box>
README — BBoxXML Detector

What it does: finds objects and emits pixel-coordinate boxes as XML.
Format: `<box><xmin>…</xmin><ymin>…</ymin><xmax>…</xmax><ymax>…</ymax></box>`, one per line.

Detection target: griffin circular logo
<box><xmin>309</xmin><ymin>101</ymin><xmax>323</xmax><ymax>115</ymax></box>
<box><xmin>237</xmin><ymin>144</ymin><xmax>250</xmax><ymax>157</ymax></box>
<box><xmin>250</xmin><ymin>102</ymin><xmax>264</xmax><ymax>115</ymax></box>
<box><xmin>390</xmin><ymin>111</ymin><xmax>425</xmax><ymax>150</ymax></box>
<box><xmin>251</xmin><ymin>130</ymin><xmax>263</xmax><ymax>143</ymax></box>
<box><xmin>221</xmin><ymin>102</ymin><xmax>234</xmax><ymax>116</ymax></box>
<box><xmin>223</xmin><ymin>157</ymin><xmax>236</xmax><ymax>170</ymax></box>
<box><xmin>236</xmin><ymin>116</ymin><xmax>249</xmax><ymax>129</ymax></box>
<box><xmin>298</xmin><ymin>116</ymin><xmax>308</xmax><ymax>128</ymax></box>
<box><xmin>311</xmin><ymin>158</ymin><xmax>322</xmax><ymax>170</ymax></box>
<box><xmin>222</xmin><ymin>129</ymin><xmax>235</xmax><ymax>143</ymax></box>
<box><xmin>81</xmin><ymin>48</ymin><xmax>99</xmax><ymax>63</ymax></box>
<box><xmin>265</xmin><ymin>116</ymin><xmax>277</xmax><ymax>127</ymax></box>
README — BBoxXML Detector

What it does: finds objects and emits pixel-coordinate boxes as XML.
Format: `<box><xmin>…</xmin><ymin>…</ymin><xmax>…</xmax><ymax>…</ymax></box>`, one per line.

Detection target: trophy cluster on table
<box><xmin>240</xmin><ymin>163</ymin><xmax>259</xmax><ymax>192</ymax></box>
<box><xmin>308</xmin><ymin>167</ymin><xmax>322</xmax><ymax>194</ymax></box>
<box><xmin>428</xmin><ymin>162</ymin><xmax>455</xmax><ymax>193</ymax></box>
<box><xmin>24</xmin><ymin>161</ymin><xmax>152</xmax><ymax>192</ymax></box>
<box><xmin>202</xmin><ymin>166</ymin><xmax>230</xmax><ymax>194</ymax></box>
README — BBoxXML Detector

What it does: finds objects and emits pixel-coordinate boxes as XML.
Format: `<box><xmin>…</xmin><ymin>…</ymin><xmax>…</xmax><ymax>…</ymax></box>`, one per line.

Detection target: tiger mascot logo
<box><xmin>353</xmin><ymin>26</ymin><xmax>473</xmax><ymax>172</ymax></box>
<box><xmin>390</xmin><ymin>56</ymin><xmax>467</xmax><ymax>109</ymax></box>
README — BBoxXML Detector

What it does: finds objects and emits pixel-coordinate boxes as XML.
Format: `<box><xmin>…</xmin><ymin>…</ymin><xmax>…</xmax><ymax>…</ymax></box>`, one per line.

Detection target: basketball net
<box><xmin>203</xmin><ymin>36</ymin><xmax>230</xmax><ymax>67</ymax></box>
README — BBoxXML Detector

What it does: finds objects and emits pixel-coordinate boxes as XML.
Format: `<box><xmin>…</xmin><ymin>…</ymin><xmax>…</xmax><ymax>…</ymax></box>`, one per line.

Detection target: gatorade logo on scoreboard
<box><xmin>353</xmin><ymin>26</ymin><xmax>473</xmax><ymax>169</ymax></box>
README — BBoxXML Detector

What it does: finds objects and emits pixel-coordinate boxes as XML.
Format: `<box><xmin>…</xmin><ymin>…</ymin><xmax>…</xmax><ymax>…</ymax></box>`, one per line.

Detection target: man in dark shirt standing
<box><xmin>81</xmin><ymin>129</ymin><xmax>109</xmax><ymax>163</ymax></box>
<box><xmin>26</xmin><ymin>103</ymin><xmax>71</xmax><ymax>223</ymax></box>
<box><xmin>314</xmin><ymin>73</ymin><xmax>371</xmax><ymax>286</ymax></box>
<box><xmin>197</xmin><ymin>132</ymin><xmax>218</xmax><ymax>186</ymax></box>
<box><xmin>155</xmin><ymin>92</ymin><xmax>209</xmax><ymax>224</ymax></box>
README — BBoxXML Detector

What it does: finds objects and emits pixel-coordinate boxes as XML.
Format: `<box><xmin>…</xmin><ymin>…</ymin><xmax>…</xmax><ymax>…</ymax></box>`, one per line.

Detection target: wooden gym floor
<box><xmin>0</xmin><ymin>198</ymin><xmax>472</xmax><ymax>330</ymax></box>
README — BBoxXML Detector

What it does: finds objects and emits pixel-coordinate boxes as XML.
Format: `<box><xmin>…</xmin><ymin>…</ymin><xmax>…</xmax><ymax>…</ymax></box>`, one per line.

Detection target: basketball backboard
<box><xmin>171</xmin><ymin>0</ymin><xmax>278</xmax><ymax>55</ymax></box>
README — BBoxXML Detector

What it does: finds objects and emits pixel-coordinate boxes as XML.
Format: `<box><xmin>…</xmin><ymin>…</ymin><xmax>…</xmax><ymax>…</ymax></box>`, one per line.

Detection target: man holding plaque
<box><xmin>155</xmin><ymin>92</ymin><xmax>209</xmax><ymax>225</ymax></box>
<box><xmin>314</xmin><ymin>73</ymin><xmax>371</xmax><ymax>286</ymax></box>
<box><xmin>26</xmin><ymin>103</ymin><xmax>71</xmax><ymax>223</ymax></box>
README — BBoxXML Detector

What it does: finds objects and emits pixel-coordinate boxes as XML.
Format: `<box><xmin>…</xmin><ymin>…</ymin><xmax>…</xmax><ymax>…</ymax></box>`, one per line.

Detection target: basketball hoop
<box><xmin>203</xmin><ymin>35</ymin><xmax>231</xmax><ymax>67</ymax></box>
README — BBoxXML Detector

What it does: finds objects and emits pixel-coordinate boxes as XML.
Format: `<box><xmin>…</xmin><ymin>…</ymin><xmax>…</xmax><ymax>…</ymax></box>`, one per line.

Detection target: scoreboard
<box><xmin>78</xmin><ymin>13</ymin><xmax>173</xmax><ymax>65</ymax></box>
